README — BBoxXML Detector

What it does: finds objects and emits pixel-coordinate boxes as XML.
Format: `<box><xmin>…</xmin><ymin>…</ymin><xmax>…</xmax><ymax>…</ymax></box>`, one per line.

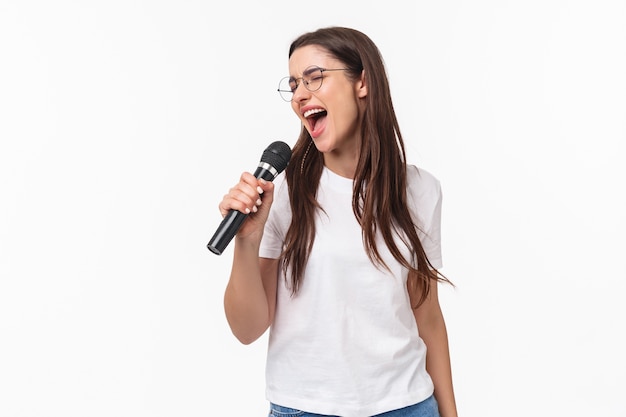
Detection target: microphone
<box><xmin>207</xmin><ymin>141</ymin><xmax>292</xmax><ymax>255</ymax></box>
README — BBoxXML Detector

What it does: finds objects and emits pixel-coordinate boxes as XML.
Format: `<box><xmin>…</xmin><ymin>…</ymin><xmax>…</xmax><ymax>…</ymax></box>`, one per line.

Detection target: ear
<box><xmin>356</xmin><ymin>69</ymin><xmax>367</xmax><ymax>98</ymax></box>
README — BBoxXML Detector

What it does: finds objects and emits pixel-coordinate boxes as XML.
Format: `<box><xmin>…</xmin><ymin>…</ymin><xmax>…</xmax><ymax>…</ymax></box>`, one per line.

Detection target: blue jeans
<box><xmin>268</xmin><ymin>395</ymin><xmax>440</xmax><ymax>417</ymax></box>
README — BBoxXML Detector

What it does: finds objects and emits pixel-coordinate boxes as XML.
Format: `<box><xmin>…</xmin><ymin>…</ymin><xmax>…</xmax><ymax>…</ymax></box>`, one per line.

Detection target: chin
<box><xmin>310</xmin><ymin>139</ymin><xmax>333</xmax><ymax>154</ymax></box>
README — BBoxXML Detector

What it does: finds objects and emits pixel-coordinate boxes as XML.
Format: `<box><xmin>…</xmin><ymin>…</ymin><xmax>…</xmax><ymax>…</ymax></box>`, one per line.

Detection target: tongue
<box><xmin>311</xmin><ymin>114</ymin><xmax>327</xmax><ymax>138</ymax></box>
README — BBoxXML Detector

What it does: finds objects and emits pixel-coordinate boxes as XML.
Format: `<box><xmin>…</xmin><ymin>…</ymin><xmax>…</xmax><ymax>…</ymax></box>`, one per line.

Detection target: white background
<box><xmin>1</xmin><ymin>1</ymin><xmax>625</xmax><ymax>416</ymax></box>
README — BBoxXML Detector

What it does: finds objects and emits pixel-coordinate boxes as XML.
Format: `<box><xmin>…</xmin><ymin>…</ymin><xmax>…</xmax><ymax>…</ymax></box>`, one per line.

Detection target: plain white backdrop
<box><xmin>1</xmin><ymin>1</ymin><xmax>625</xmax><ymax>416</ymax></box>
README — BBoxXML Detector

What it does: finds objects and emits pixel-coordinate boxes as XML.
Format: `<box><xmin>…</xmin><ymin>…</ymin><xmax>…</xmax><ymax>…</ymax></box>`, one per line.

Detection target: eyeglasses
<box><xmin>277</xmin><ymin>66</ymin><xmax>349</xmax><ymax>102</ymax></box>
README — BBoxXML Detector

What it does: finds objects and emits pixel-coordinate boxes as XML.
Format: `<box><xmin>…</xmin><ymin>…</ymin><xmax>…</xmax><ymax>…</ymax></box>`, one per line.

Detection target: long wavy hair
<box><xmin>281</xmin><ymin>27</ymin><xmax>450</xmax><ymax>308</ymax></box>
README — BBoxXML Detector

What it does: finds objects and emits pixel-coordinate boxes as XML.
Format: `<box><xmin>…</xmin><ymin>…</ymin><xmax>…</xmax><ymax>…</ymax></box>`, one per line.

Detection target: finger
<box><xmin>219</xmin><ymin>189</ymin><xmax>255</xmax><ymax>216</ymax></box>
<box><xmin>218</xmin><ymin>174</ymin><xmax>263</xmax><ymax>217</ymax></box>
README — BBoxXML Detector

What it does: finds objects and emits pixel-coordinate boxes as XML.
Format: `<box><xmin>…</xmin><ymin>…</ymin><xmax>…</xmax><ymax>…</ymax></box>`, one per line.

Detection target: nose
<box><xmin>291</xmin><ymin>80</ymin><xmax>311</xmax><ymax>102</ymax></box>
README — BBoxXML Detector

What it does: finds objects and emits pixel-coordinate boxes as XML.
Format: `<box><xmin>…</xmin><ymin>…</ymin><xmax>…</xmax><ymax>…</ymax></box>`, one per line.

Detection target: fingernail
<box><xmin>256</xmin><ymin>199</ymin><xmax>262</xmax><ymax>206</ymax></box>
<box><xmin>257</xmin><ymin>186</ymin><xmax>264</xmax><ymax>194</ymax></box>
<box><xmin>244</xmin><ymin>208</ymin><xmax>251</xmax><ymax>214</ymax></box>
<box><xmin>252</xmin><ymin>205</ymin><xmax>258</xmax><ymax>213</ymax></box>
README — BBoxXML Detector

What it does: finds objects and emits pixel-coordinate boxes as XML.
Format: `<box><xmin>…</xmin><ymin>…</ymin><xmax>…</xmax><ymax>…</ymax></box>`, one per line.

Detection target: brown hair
<box><xmin>281</xmin><ymin>27</ymin><xmax>450</xmax><ymax>307</ymax></box>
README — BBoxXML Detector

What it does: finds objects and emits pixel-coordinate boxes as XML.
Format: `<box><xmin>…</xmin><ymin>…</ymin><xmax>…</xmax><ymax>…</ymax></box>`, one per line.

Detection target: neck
<box><xmin>323</xmin><ymin>153</ymin><xmax>358</xmax><ymax>179</ymax></box>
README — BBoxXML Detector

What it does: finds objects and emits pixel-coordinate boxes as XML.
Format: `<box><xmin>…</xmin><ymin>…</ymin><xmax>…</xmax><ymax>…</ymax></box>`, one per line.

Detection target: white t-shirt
<box><xmin>259</xmin><ymin>165</ymin><xmax>443</xmax><ymax>417</ymax></box>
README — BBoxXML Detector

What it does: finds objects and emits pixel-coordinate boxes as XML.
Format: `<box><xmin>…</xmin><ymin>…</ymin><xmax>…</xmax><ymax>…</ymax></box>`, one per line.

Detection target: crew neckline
<box><xmin>322</xmin><ymin>166</ymin><xmax>354</xmax><ymax>193</ymax></box>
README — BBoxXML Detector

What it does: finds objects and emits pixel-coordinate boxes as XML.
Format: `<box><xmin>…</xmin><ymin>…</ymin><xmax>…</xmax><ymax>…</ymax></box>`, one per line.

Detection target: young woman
<box><xmin>219</xmin><ymin>27</ymin><xmax>458</xmax><ymax>417</ymax></box>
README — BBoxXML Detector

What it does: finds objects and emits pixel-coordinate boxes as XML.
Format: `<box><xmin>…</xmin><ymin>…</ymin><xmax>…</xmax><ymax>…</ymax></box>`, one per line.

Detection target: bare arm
<box><xmin>224</xmin><ymin>253</ymin><xmax>278</xmax><ymax>344</ymax></box>
<box><xmin>412</xmin><ymin>280</ymin><xmax>458</xmax><ymax>417</ymax></box>
<box><xmin>219</xmin><ymin>173</ymin><xmax>279</xmax><ymax>344</ymax></box>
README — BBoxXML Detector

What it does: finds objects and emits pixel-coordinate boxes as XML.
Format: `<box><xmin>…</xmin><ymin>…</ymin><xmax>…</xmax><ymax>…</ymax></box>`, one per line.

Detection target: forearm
<box><xmin>223</xmin><ymin>237</ymin><xmax>271</xmax><ymax>344</ymax></box>
<box><xmin>420</xmin><ymin>314</ymin><xmax>458</xmax><ymax>417</ymax></box>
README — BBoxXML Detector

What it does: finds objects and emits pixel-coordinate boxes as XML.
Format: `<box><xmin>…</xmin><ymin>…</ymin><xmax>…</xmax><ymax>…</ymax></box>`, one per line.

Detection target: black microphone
<box><xmin>207</xmin><ymin>141</ymin><xmax>292</xmax><ymax>255</ymax></box>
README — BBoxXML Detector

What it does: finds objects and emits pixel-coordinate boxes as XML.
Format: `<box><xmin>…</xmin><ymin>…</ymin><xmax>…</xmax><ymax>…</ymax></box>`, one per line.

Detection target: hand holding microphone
<box><xmin>207</xmin><ymin>141</ymin><xmax>292</xmax><ymax>255</ymax></box>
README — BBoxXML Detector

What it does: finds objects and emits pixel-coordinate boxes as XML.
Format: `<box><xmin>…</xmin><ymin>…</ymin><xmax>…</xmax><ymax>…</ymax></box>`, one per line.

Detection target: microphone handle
<box><xmin>207</xmin><ymin>210</ymin><xmax>247</xmax><ymax>255</ymax></box>
<box><xmin>207</xmin><ymin>165</ymin><xmax>278</xmax><ymax>255</ymax></box>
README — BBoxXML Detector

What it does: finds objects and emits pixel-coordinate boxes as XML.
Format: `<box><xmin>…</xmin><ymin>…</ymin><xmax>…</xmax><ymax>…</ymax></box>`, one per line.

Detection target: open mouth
<box><xmin>304</xmin><ymin>108</ymin><xmax>327</xmax><ymax>135</ymax></box>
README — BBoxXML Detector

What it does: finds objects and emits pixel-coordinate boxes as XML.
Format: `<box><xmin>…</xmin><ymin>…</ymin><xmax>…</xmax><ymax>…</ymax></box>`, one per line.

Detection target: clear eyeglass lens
<box><xmin>278</xmin><ymin>77</ymin><xmax>294</xmax><ymax>101</ymax></box>
<box><xmin>302</xmin><ymin>67</ymin><xmax>324</xmax><ymax>91</ymax></box>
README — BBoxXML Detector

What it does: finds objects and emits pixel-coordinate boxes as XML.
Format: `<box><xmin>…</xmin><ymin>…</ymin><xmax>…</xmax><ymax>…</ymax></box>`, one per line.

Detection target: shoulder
<box><xmin>261</xmin><ymin>172</ymin><xmax>292</xmax><ymax>247</ymax></box>
<box><xmin>405</xmin><ymin>165</ymin><xmax>444</xmax><ymax>247</ymax></box>
<box><xmin>272</xmin><ymin>172</ymin><xmax>289</xmax><ymax>198</ymax></box>
<box><xmin>406</xmin><ymin>164</ymin><xmax>442</xmax><ymax>202</ymax></box>
<box><xmin>268</xmin><ymin>172</ymin><xmax>291</xmax><ymax>213</ymax></box>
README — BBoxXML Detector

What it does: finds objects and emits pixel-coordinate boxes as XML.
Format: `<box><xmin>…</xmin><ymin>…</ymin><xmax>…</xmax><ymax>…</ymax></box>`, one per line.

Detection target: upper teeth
<box><xmin>304</xmin><ymin>108</ymin><xmax>325</xmax><ymax>118</ymax></box>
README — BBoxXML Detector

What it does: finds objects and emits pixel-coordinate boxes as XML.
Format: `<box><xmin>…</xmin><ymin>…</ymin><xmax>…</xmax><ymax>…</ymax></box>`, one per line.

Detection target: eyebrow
<box><xmin>302</xmin><ymin>66</ymin><xmax>321</xmax><ymax>76</ymax></box>
<box><xmin>289</xmin><ymin>66</ymin><xmax>321</xmax><ymax>79</ymax></box>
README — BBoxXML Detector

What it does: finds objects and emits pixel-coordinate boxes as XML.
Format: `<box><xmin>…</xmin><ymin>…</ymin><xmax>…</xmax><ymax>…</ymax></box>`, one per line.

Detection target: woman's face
<box><xmin>288</xmin><ymin>45</ymin><xmax>367</xmax><ymax>159</ymax></box>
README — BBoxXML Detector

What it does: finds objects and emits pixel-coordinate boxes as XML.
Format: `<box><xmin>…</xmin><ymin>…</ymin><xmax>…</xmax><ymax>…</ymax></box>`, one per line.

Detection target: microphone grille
<box><xmin>261</xmin><ymin>141</ymin><xmax>292</xmax><ymax>174</ymax></box>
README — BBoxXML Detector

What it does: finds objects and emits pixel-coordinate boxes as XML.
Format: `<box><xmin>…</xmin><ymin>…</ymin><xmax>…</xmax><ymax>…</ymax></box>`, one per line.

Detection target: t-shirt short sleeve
<box><xmin>406</xmin><ymin>165</ymin><xmax>443</xmax><ymax>270</ymax></box>
<box><xmin>258</xmin><ymin>173</ymin><xmax>291</xmax><ymax>259</ymax></box>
